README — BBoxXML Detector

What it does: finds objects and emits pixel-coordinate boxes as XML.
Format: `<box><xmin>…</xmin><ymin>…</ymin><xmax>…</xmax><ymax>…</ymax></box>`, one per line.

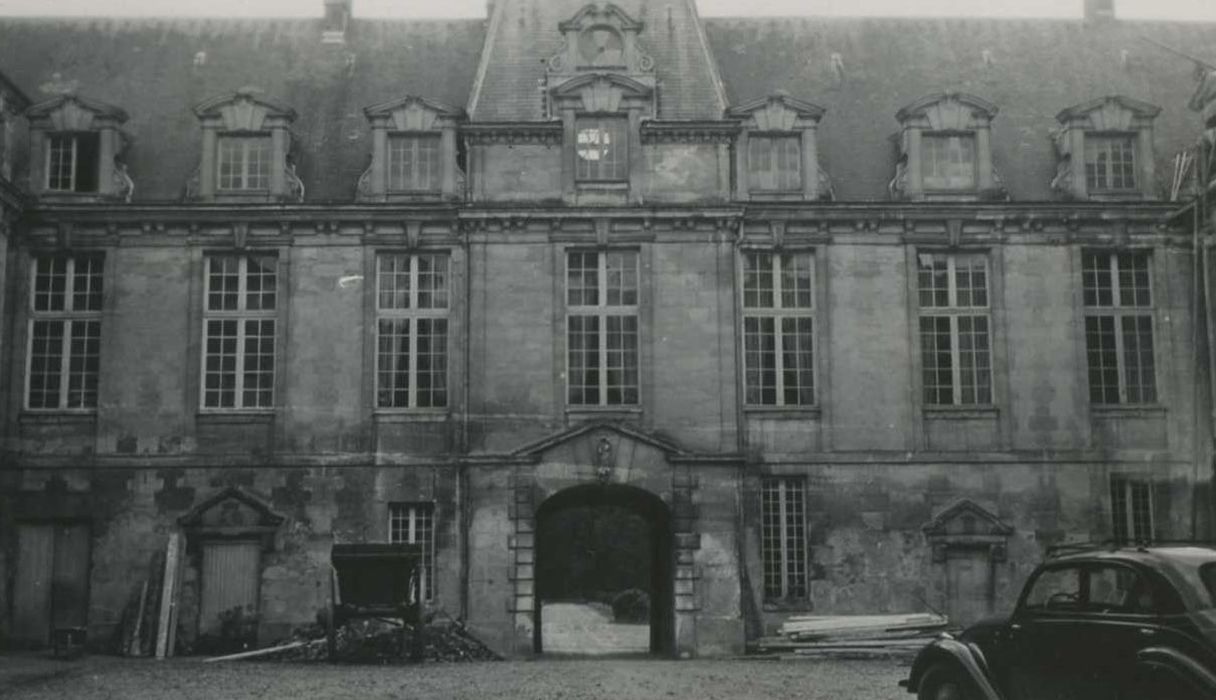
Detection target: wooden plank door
<box><xmin>12</xmin><ymin>525</ymin><xmax>55</xmax><ymax>645</ymax></box>
<box><xmin>199</xmin><ymin>541</ymin><xmax>261</xmax><ymax>635</ymax></box>
<box><xmin>945</xmin><ymin>549</ymin><xmax>994</xmax><ymax>627</ymax></box>
<box><xmin>51</xmin><ymin>523</ymin><xmax>92</xmax><ymax>629</ymax></box>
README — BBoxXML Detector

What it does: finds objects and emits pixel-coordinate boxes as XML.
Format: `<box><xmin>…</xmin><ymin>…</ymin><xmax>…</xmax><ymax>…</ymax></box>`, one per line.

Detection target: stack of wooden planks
<box><xmin>116</xmin><ymin>532</ymin><xmax>185</xmax><ymax>658</ymax></box>
<box><xmin>750</xmin><ymin>613</ymin><xmax>951</xmax><ymax>659</ymax></box>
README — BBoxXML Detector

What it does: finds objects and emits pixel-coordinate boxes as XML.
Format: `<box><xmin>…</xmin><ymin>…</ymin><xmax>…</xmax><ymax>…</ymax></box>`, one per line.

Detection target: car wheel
<box><xmin>917</xmin><ymin>663</ymin><xmax>979</xmax><ymax>700</ymax></box>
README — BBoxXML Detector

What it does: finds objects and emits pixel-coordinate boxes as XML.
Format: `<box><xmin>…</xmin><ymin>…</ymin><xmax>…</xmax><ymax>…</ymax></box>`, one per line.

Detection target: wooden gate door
<box><xmin>199</xmin><ymin>541</ymin><xmax>262</xmax><ymax>635</ymax></box>
<box><xmin>944</xmin><ymin>549</ymin><xmax>994</xmax><ymax>627</ymax></box>
<box><xmin>12</xmin><ymin>523</ymin><xmax>92</xmax><ymax>646</ymax></box>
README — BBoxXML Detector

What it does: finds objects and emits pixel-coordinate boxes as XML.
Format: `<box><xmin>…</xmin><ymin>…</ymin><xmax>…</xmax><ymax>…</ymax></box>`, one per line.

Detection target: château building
<box><xmin>1</xmin><ymin>0</ymin><xmax>1214</xmax><ymax>658</ymax></box>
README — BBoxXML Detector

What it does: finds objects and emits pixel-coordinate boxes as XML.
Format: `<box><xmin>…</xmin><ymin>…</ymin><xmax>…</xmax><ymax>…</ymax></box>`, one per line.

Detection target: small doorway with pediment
<box><xmin>179</xmin><ymin>487</ymin><xmax>285</xmax><ymax>652</ymax></box>
<box><xmin>533</xmin><ymin>483</ymin><xmax>673</xmax><ymax>656</ymax></box>
<box><xmin>924</xmin><ymin>499</ymin><xmax>1014</xmax><ymax>627</ymax></box>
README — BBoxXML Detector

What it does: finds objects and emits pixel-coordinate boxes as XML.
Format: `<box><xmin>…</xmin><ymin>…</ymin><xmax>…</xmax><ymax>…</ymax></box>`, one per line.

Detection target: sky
<box><xmin>0</xmin><ymin>0</ymin><xmax>1214</xmax><ymax>21</ymax></box>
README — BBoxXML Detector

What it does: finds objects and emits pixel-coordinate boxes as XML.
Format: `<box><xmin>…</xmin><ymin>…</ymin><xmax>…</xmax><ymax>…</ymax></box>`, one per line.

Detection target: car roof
<box><xmin>1047</xmin><ymin>545</ymin><xmax>1216</xmax><ymax>609</ymax></box>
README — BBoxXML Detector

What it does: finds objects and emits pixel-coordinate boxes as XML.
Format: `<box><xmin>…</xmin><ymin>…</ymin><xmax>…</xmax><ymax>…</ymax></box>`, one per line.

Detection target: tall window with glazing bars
<box><xmin>742</xmin><ymin>251</ymin><xmax>814</xmax><ymax>406</ymax></box>
<box><xmin>27</xmin><ymin>254</ymin><xmax>103</xmax><ymax>410</ymax></box>
<box><xmin>376</xmin><ymin>253</ymin><xmax>449</xmax><ymax>409</ymax></box>
<box><xmin>761</xmin><ymin>477</ymin><xmax>807</xmax><ymax>600</ymax></box>
<box><xmin>918</xmin><ymin>253</ymin><xmax>992</xmax><ymax>406</ymax></box>
<box><xmin>567</xmin><ymin>250</ymin><xmax>639</xmax><ymax>406</ymax></box>
<box><xmin>1083</xmin><ymin>251</ymin><xmax>1156</xmax><ymax>404</ymax></box>
<box><xmin>202</xmin><ymin>255</ymin><xmax>277</xmax><ymax>409</ymax></box>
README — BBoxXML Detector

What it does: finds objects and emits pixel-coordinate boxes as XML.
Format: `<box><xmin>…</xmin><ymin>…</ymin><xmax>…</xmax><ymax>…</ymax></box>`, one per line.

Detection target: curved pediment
<box><xmin>26</xmin><ymin>94</ymin><xmax>128</xmax><ymax>129</ymax></box>
<box><xmin>1055</xmin><ymin>95</ymin><xmax>1160</xmax><ymax>129</ymax></box>
<box><xmin>194</xmin><ymin>87</ymin><xmax>296</xmax><ymax>130</ymax></box>
<box><xmin>896</xmin><ymin>92</ymin><xmax>999</xmax><ymax>129</ymax></box>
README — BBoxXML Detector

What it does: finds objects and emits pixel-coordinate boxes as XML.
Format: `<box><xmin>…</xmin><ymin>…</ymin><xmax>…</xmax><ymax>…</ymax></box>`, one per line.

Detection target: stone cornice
<box><xmin>639</xmin><ymin>120</ymin><xmax>740</xmax><ymax>145</ymax></box>
<box><xmin>461</xmin><ymin>122</ymin><xmax>563</xmax><ymax>146</ymax></box>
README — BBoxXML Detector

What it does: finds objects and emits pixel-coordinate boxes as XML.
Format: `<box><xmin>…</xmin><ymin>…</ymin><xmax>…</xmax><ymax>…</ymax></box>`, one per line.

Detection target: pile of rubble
<box><xmin>750</xmin><ymin>613</ymin><xmax>951</xmax><ymax>660</ymax></box>
<box><xmin>211</xmin><ymin>618</ymin><xmax>500</xmax><ymax>664</ymax></box>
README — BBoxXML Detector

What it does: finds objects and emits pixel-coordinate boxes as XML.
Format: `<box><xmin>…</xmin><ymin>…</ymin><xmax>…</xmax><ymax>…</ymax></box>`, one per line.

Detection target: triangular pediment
<box><xmin>512</xmin><ymin>421</ymin><xmax>686</xmax><ymax>460</ymax></box>
<box><xmin>728</xmin><ymin>93</ymin><xmax>825</xmax><ymax>121</ymax></box>
<box><xmin>26</xmin><ymin>94</ymin><xmax>128</xmax><ymax>129</ymax></box>
<box><xmin>923</xmin><ymin>499</ymin><xmax>1013</xmax><ymax>538</ymax></box>
<box><xmin>179</xmin><ymin>486</ymin><xmax>286</xmax><ymax>531</ymax></box>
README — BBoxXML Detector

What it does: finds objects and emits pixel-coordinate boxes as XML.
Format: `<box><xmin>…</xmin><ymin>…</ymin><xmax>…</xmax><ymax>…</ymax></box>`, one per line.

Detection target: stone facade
<box><xmin>0</xmin><ymin>1</ymin><xmax>1214</xmax><ymax>658</ymax></box>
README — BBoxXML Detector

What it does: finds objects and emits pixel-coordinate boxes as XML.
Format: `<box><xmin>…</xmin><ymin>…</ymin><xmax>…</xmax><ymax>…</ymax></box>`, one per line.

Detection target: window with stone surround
<box><xmin>26</xmin><ymin>254</ymin><xmax>103</xmax><ymax>410</ymax></box>
<box><xmin>202</xmin><ymin>255</ymin><xmax>277</xmax><ymax>410</ymax></box>
<box><xmin>1084</xmin><ymin>134</ymin><xmax>1137</xmax><ymax>193</ymax></box>
<box><xmin>376</xmin><ymin>253</ymin><xmax>449</xmax><ymax>409</ymax></box>
<box><xmin>921</xmin><ymin>133</ymin><xmax>976</xmax><ymax>191</ymax></box>
<box><xmin>747</xmin><ymin>135</ymin><xmax>802</xmax><ymax>192</ymax></box>
<box><xmin>387</xmin><ymin>134</ymin><xmax>441</xmax><ymax>192</ymax></box>
<box><xmin>917</xmin><ymin>253</ymin><xmax>992</xmax><ymax>406</ymax></box>
<box><xmin>761</xmin><ymin>477</ymin><xmax>807</xmax><ymax>600</ymax></box>
<box><xmin>46</xmin><ymin>132</ymin><xmax>101</xmax><ymax>193</ymax></box>
<box><xmin>1082</xmin><ymin>251</ymin><xmax>1156</xmax><ymax>405</ymax></box>
<box><xmin>389</xmin><ymin>502</ymin><xmax>435</xmax><ymax>602</ymax></box>
<box><xmin>566</xmin><ymin>250</ymin><xmax>639</xmax><ymax>406</ymax></box>
<box><xmin>742</xmin><ymin>251</ymin><xmax>814</xmax><ymax>407</ymax></box>
<box><xmin>1110</xmin><ymin>475</ymin><xmax>1153</xmax><ymax>543</ymax></box>
<box><xmin>575</xmin><ymin>116</ymin><xmax>628</xmax><ymax>182</ymax></box>
<box><xmin>217</xmin><ymin>134</ymin><xmax>272</xmax><ymax>191</ymax></box>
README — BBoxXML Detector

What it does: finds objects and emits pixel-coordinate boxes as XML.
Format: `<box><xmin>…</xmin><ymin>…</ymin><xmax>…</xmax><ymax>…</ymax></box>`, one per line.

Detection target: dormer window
<box><xmin>358</xmin><ymin>96</ymin><xmax>464</xmax><ymax>202</ymax></box>
<box><xmin>25</xmin><ymin>95</ymin><xmax>132</xmax><ymax>202</ymax></box>
<box><xmin>575</xmin><ymin>116</ymin><xmax>628</xmax><ymax>182</ymax></box>
<box><xmin>1053</xmin><ymin>95</ymin><xmax>1159</xmax><ymax>201</ymax></box>
<box><xmin>217</xmin><ymin>134</ymin><xmax>271</xmax><ymax>191</ymax></box>
<box><xmin>891</xmin><ymin>93</ymin><xmax>1002</xmax><ymax>201</ymax></box>
<box><xmin>387</xmin><ymin>133</ymin><xmax>441</xmax><ymax>192</ymax></box>
<box><xmin>1083</xmin><ymin>134</ymin><xmax>1137</xmax><ymax>193</ymax></box>
<box><xmin>727</xmin><ymin>93</ymin><xmax>827</xmax><ymax>201</ymax></box>
<box><xmin>921</xmin><ymin>133</ymin><xmax>976</xmax><ymax>191</ymax></box>
<box><xmin>47</xmin><ymin>132</ymin><xmax>100</xmax><ymax>193</ymax></box>
<box><xmin>190</xmin><ymin>88</ymin><xmax>299</xmax><ymax>202</ymax></box>
<box><xmin>747</xmin><ymin>135</ymin><xmax>801</xmax><ymax>192</ymax></box>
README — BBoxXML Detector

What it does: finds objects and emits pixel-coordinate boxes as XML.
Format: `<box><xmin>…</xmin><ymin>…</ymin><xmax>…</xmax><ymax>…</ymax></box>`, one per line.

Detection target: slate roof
<box><xmin>0</xmin><ymin>17</ymin><xmax>484</xmax><ymax>202</ymax></box>
<box><xmin>468</xmin><ymin>0</ymin><xmax>728</xmax><ymax>121</ymax></box>
<box><xmin>0</xmin><ymin>7</ymin><xmax>1213</xmax><ymax>203</ymax></box>
<box><xmin>704</xmin><ymin>16</ymin><xmax>1216</xmax><ymax>200</ymax></box>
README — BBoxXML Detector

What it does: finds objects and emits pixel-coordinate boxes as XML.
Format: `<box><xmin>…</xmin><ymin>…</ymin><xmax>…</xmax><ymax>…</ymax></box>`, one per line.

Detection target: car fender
<box><xmin>904</xmin><ymin>634</ymin><xmax>1006</xmax><ymax>700</ymax></box>
<box><xmin>1136</xmin><ymin>646</ymin><xmax>1216</xmax><ymax>695</ymax></box>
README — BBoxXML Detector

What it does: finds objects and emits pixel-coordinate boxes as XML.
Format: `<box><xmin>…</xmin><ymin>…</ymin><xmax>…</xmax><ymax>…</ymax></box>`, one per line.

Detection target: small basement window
<box><xmin>46</xmin><ymin>132</ymin><xmax>100</xmax><ymax>193</ymax></box>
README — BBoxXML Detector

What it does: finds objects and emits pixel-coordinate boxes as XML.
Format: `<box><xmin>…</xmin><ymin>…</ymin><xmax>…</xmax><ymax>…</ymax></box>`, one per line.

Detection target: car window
<box><xmin>1200</xmin><ymin>563</ymin><xmax>1216</xmax><ymax>608</ymax></box>
<box><xmin>1023</xmin><ymin>566</ymin><xmax>1083</xmax><ymax>611</ymax></box>
<box><xmin>1088</xmin><ymin>565</ymin><xmax>1154</xmax><ymax>613</ymax></box>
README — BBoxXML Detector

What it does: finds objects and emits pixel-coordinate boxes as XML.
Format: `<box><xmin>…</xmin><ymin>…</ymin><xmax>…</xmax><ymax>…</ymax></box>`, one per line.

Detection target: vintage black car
<box><xmin>902</xmin><ymin>544</ymin><xmax>1216</xmax><ymax>700</ymax></box>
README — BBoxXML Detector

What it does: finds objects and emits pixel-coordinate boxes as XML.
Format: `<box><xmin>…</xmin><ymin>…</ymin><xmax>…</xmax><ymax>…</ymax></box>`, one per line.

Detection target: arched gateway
<box><xmin>500</xmin><ymin>421</ymin><xmax>743</xmax><ymax>658</ymax></box>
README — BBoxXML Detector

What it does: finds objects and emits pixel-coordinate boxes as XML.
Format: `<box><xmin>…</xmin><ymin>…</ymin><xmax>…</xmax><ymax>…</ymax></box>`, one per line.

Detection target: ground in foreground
<box><xmin>0</xmin><ymin>653</ymin><xmax>909</xmax><ymax>700</ymax></box>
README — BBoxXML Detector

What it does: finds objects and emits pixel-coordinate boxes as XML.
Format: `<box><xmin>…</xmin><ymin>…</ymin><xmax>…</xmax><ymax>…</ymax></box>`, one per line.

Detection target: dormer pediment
<box><xmin>550</xmin><ymin>72</ymin><xmax>653</xmax><ymax>113</ymax></box>
<box><xmin>897</xmin><ymin>93</ymin><xmax>998</xmax><ymax>130</ymax></box>
<box><xmin>558</xmin><ymin>2</ymin><xmax>643</xmax><ymax>34</ymax></box>
<box><xmin>363</xmin><ymin>95</ymin><xmax>465</xmax><ymax>130</ymax></box>
<box><xmin>194</xmin><ymin>87</ymin><xmax>296</xmax><ymax>131</ymax></box>
<box><xmin>1055</xmin><ymin>95</ymin><xmax>1160</xmax><ymax>130</ymax></box>
<box><xmin>26</xmin><ymin>94</ymin><xmax>128</xmax><ymax>130</ymax></box>
<box><xmin>727</xmin><ymin>93</ymin><xmax>826</xmax><ymax>130</ymax></box>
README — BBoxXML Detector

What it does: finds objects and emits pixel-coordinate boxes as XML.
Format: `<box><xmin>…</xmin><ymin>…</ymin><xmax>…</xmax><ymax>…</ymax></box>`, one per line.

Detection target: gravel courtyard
<box><xmin>0</xmin><ymin>653</ymin><xmax>910</xmax><ymax>700</ymax></box>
